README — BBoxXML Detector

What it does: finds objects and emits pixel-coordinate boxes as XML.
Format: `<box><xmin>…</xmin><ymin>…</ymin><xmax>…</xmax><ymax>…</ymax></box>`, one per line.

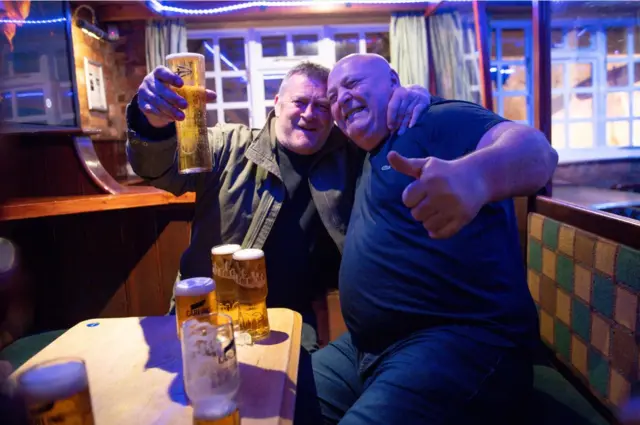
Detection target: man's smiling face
<box><xmin>327</xmin><ymin>54</ymin><xmax>399</xmax><ymax>151</ymax></box>
<box><xmin>274</xmin><ymin>73</ymin><xmax>332</xmax><ymax>155</ymax></box>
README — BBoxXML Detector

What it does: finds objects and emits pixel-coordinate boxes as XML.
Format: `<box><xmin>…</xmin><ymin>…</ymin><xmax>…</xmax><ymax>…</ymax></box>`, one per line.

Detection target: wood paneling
<box><xmin>0</xmin><ymin>191</ymin><xmax>195</xmax><ymax>222</ymax></box>
<box><xmin>0</xmin><ymin>133</ymin><xmax>102</xmax><ymax>201</ymax></box>
<box><xmin>0</xmin><ymin>205</ymin><xmax>193</xmax><ymax>335</ymax></box>
<box><xmin>536</xmin><ymin>196</ymin><xmax>640</xmax><ymax>251</ymax></box>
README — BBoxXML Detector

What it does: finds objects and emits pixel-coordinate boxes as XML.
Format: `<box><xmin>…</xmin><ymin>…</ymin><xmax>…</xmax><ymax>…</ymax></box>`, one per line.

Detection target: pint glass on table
<box><xmin>18</xmin><ymin>357</ymin><xmax>95</xmax><ymax>425</ymax></box>
<box><xmin>232</xmin><ymin>248</ymin><xmax>270</xmax><ymax>340</ymax></box>
<box><xmin>175</xmin><ymin>277</ymin><xmax>217</xmax><ymax>339</ymax></box>
<box><xmin>211</xmin><ymin>244</ymin><xmax>241</xmax><ymax>325</ymax></box>
<box><xmin>165</xmin><ymin>52</ymin><xmax>212</xmax><ymax>174</ymax></box>
<box><xmin>193</xmin><ymin>399</ymin><xmax>240</xmax><ymax>425</ymax></box>
<box><xmin>180</xmin><ymin>313</ymin><xmax>240</xmax><ymax>425</ymax></box>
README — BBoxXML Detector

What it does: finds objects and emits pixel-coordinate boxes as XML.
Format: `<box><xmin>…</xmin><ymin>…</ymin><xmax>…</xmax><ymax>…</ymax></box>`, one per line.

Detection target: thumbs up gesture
<box><xmin>387</xmin><ymin>151</ymin><xmax>488</xmax><ymax>239</ymax></box>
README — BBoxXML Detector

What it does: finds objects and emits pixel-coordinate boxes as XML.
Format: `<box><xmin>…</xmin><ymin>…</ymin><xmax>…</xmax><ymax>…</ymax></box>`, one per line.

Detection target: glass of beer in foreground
<box><xmin>165</xmin><ymin>52</ymin><xmax>212</xmax><ymax>174</ymax></box>
<box><xmin>211</xmin><ymin>244</ymin><xmax>241</xmax><ymax>325</ymax></box>
<box><xmin>181</xmin><ymin>312</ymin><xmax>240</xmax><ymax>425</ymax></box>
<box><xmin>233</xmin><ymin>248</ymin><xmax>270</xmax><ymax>341</ymax></box>
<box><xmin>18</xmin><ymin>357</ymin><xmax>95</xmax><ymax>425</ymax></box>
<box><xmin>175</xmin><ymin>277</ymin><xmax>218</xmax><ymax>339</ymax></box>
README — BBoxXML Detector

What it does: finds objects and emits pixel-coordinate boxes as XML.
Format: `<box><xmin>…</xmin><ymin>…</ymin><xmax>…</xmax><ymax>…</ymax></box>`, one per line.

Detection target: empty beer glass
<box><xmin>165</xmin><ymin>52</ymin><xmax>212</xmax><ymax>174</ymax></box>
<box><xmin>181</xmin><ymin>313</ymin><xmax>240</xmax><ymax>425</ymax></box>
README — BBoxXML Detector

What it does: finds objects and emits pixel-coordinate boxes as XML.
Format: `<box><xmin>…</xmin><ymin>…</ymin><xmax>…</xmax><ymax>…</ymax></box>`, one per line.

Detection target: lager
<box><xmin>19</xmin><ymin>357</ymin><xmax>95</xmax><ymax>425</ymax></box>
<box><xmin>211</xmin><ymin>244</ymin><xmax>241</xmax><ymax>325</ymax></box>
<box><xmin>193</xmin><ymin>399</ymin><xmax>240</xmax><ymax>425</ymax></box>
<box><xmin>232</xmin><ymin>249</ymin><xmax>270</xmax><ymax>340</ymax></box>
<box><xmin>165</xmin><ymin>52</ymin><xmax>212</xmax><ymax>174</ymax></box>
<box><xmin>175</xmin><ymin>277</ymin><xmax>217</xmax><ymax>339</ymax></box>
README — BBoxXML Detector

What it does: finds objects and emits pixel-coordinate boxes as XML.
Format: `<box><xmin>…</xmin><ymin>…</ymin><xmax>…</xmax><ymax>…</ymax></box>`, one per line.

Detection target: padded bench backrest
<box><xmin>527</xmin><ymin>212</ymin><xmax>640</xmax><ymax>411</ymax></box>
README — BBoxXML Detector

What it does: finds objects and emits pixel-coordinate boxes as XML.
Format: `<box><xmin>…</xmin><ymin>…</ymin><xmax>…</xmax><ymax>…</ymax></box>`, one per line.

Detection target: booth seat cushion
<box><xmin>0</xmin><ymin>329</ymin><xmax>66</xmax><ymax>370</ymax></box>
<box><xmin>527</xmin><ymin>212</ymin><xmax>640</xmax><ymax>414</ymax></box>
<box><xmin>532</xmin><ymin>365</ymin><xmax>610</xmax><ymax>425</ymax></box>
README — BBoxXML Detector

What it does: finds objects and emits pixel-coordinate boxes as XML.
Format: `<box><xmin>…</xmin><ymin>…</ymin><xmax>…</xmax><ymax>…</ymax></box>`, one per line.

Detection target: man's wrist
<box><xmin>455</xmin><ymin>154</ymin><xmax>493</xmax><ymax>207</ymax></box>
<box><xmin>127</xmin><ymin>95</ymin><xmax>176</xmax><ymax>141</ymax></box>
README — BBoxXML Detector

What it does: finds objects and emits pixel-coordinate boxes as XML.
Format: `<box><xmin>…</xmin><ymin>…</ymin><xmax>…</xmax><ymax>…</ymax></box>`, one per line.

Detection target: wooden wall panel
<box><xmin>0</xmin><ymin>205</ymin><xmax>193</xmax><ymax>340</ymax></box>
<box><xmin>0</xmin><ymin>134</ymin><xmax>102</xmax><ymax>200</ymax></box>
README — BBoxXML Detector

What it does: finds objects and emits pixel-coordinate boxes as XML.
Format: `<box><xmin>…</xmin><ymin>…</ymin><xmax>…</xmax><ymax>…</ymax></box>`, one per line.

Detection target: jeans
<box><xmin>299</xmin><ymin>327</ymin><xmax>533</xmax><ymax>425</ymax></box>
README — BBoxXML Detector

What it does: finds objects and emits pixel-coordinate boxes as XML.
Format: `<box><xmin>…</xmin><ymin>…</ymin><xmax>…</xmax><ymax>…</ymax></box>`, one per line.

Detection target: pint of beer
<box><xmin>232</xmin><ymin>248</ymin><xmax>270</xmax><ymax>340</ymax></box>
<box><xmin>18</xmin><ymin>357</ymin><xmax>95</xmax><ymax>425</ymax></box>
<box><xmin>193</xmin><ymin>399</ymin><xmax>240</xmax><ymax>425</ymax></box>
<box><xmin>211</xmin><ymin>244</ymin><xmax>241</xmax><ymax>325</ymax></box>
<box><xmin>165</xmin><ymin>52</ymin><xmax>212</xmax><ymax>174</ymax></box>
<box><xmin>175</xmin><ymin>277</ymin><xmax>217</xmax><ymax>339</ymax></box>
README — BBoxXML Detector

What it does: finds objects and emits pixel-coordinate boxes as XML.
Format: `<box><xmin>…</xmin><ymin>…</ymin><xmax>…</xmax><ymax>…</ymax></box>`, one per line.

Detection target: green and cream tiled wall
<box><xmin>527</xmin><ymin>213</ymin><xmax>640</xmax><ymax>410</ymax></box>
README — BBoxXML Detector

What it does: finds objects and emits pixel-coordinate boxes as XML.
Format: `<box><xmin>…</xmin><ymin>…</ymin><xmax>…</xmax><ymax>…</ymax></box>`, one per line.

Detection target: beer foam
<box><xmin>232</xmin><ymin>248</ymin><xmax>264</xmax><ymax>262</ymax></box>
<box><xmin>175</xmin><ymin>277</ymin><xmax>216</xmax><ymax>297</ymax></box>
<box><xmin>211</xmin><ymin>244</ymin><xmax>242</xmax><ymax>256</ymax></box>
<box><xmin>166</xmin><ymin>52</ymin><xmax>204</xmax><ymax>61</ymax></box>
<box><xmin>19</xmin><ymin>360</ymin><xmax>88</xmax><ymax>402</ymax></box>
<box><xmin>193</xmin><ymin>397</ymin><xmax>237</xmax><ymax>420</ymax></box>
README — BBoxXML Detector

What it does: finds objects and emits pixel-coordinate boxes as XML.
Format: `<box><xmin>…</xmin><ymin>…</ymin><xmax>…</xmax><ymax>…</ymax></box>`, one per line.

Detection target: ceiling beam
<box><xmin>92</xmin><ymin>1</ymin><xmax>436</xmax><ymax>22</ymax></box>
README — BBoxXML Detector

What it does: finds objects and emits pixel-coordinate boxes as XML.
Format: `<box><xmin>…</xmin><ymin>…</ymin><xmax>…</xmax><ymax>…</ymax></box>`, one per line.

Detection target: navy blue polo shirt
<box><xmin>339</xmin><ymin>98</ymin><xmax>539</xmax><ymax>354</ymax></box>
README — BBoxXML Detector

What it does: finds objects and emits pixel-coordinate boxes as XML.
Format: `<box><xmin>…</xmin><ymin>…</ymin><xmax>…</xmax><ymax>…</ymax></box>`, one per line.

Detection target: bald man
<box><xmin>304</xmin><ymin>54</ymin><xmax>559</xmax><ymax>425</ymax></box>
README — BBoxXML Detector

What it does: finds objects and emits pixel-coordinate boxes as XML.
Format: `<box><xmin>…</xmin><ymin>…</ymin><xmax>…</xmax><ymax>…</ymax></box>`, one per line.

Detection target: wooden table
<box><xmin>12</xmin><ymin>308</ymin><xmax>302</xmax><ymax>425</ymax></box>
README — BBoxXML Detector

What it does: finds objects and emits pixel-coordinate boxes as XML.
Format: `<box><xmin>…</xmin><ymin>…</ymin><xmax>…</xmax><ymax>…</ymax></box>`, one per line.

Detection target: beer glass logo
<box><xmin>187</xmin><ymin>299</ymin><xmax>210</xmax><ymax>317</ymax></box>
<box><xmin>236</xmin><ymin>268</ymin><xmax>266</xmax><ymax>289</ymax></box>
<box><xmin>174</xmin><ymin>64</ymin><xmax>193</xmax><ymax>78</ymax></box>
<box><xmin>214</xmin><ymin>259</ymin><xmax>236</xmax><ymax>280</ymax></box>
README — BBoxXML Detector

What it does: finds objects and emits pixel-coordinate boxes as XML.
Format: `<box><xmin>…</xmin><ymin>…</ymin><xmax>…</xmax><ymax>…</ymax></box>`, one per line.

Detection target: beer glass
<box><xmin>211</xmin><ymin>244</ymin><xmax>241</xmax><ymax>325</ymax></box>
<box><xmin>175</xmin><ymin>277</ymin><xmax>218</xmax><ymax>339</ymax></box>
<box><xmin>181</xmin><ymin>313</ymin><xmax>240</xmax><ymax>425</ymax></box>
<box><xmin>232</xmin><ymin>248</ymin><xmax>270</xmax><ymax>341</ymax></box>
<box><xmin>18</xmin><ymin>357</ymin><xmax>95</xmax><ymax>425</ymax></box>
<box><xmin>165</xmin><ymin>52</ymin><xmax>212</xmax><ymax>174</ymax></box>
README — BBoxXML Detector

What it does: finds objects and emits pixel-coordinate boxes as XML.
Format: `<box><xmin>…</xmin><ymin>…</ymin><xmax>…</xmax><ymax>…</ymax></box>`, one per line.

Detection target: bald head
<box><xmin>328</xmin><ymin>53</ymin><xmax>400</xmax><ymax>151</ymax></box>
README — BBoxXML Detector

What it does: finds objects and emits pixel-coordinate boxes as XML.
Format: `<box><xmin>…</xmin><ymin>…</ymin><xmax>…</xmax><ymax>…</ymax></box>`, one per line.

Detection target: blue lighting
<box><xmin>149</xmin><ymin>0</ymin><xmax>440</xmax><ymax>16</ymax></box>
<box><xmin>0</xmin><ymin>17</ymin><xmax>66</xmax><ymax>24</ymax></box>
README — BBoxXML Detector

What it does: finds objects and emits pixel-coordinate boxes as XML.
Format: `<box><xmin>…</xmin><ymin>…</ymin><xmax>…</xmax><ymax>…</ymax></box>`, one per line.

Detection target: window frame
<box><xmin>187</xmin><ymin>24</ymin><xmax>391</xmax><ymax>128</ymax></box>
<box><xmin>489</xmin><ymin>19</ymin><xmax>534</xmax><ymax>126</ymax></box>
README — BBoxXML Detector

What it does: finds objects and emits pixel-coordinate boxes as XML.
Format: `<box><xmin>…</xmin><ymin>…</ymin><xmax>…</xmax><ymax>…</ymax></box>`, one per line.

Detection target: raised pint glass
<box><xmin>211</xmin><ymin>244</ymin><xmax>241</xmax><ymax>325</ymax></box>
<box><xmin>18</xmin><ymin>357</ymin><xmax>95</xmax><ymax>425</ymax></box>
<box><xmin>165</xmin><ymin>52</ymin><xmax>212</xmax><ymax>174</ymax></box>
<box><xmin>175</xmin><ymin>277</ymin><xmax>217</xmax><ymax>339</ymax></box>
<box><xmin>232</xmin><ymin>248</ymin><xmax>270</xmax><ymax>340</ymax></box>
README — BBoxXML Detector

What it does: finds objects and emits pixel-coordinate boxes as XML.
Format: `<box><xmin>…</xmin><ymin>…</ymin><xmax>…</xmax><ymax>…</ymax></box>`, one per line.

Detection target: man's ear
<box><xmin>390</xmin><ymin>69</ymin><xmax>400</xmax><ymax>88</ymax></box>
<box><xmin>274</xmin><ymin>94</ymin><xmax>281</xmax><ymax>117</ymax></box>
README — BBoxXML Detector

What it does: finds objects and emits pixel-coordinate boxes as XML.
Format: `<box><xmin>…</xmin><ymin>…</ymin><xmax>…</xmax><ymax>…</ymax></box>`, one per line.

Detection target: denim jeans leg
<box><xmin>338</xmin><ymin>327</ymin><xmax>533</xmax><ymax>425</ymax></box>
<box><xmin>309</xmin><ymin>332</ymin><xmax>364</xmax><ymax>425</ymax></box>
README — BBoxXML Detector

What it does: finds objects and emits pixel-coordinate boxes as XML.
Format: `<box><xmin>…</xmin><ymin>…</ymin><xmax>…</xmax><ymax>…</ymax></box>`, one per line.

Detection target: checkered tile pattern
<box><xmin>528</xmin><ymin>213</ymin><xmax>640</xmax><ymax>410</ymax></box>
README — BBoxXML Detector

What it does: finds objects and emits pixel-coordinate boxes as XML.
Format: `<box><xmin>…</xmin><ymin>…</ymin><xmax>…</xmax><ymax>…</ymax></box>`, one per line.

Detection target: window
<box><xmin>187</xmin><ymin>25</ymin><xmax>389</xmax><ymax>128</ymax></box>
<box><xmin>187</xmin><ymin>35</ymin><xmax>251</xmax><ymax>127</ymax></box>
<box><xmin>487</xmin><ymin>18</ymin><xmax>640</xmax><ymax>157</ymax></box>
<box><xmin>549</xmin><ymin>22</ymin><xmax>640</xmax><ymax>151</ymax></box>
<box><xmin>489</xmin><ymin>23</ymin><xmax>533</xmax><ymax>125</ymax></box>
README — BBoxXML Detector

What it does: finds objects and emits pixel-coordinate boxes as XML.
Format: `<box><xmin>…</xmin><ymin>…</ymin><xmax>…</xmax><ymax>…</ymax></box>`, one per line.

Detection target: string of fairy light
<box><xmin>0</xmin><ymin>0</ymin><xmax>444</xmax><ymax>24</ymax></box>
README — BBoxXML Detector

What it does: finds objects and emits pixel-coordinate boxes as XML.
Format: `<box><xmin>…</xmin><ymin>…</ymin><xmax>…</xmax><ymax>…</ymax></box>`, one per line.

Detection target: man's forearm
<box><xmin>459</xmin><ymin>126</ymin><xmax>558</xmax><ymax>203</ymax></box>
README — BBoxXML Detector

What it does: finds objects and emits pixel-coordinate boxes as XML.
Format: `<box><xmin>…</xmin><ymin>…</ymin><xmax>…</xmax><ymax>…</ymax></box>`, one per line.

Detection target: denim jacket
<box><xmin>125</xmin><ymin>97</ymin><xmax>363</xmax><ymax>281</ymax></box>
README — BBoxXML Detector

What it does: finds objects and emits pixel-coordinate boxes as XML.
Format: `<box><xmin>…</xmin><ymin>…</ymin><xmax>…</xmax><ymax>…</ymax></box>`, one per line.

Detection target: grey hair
<box><xmin>277</xmin><ymin>61</ymin><xmax>330</xmax><ymax>97</ymax></box>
